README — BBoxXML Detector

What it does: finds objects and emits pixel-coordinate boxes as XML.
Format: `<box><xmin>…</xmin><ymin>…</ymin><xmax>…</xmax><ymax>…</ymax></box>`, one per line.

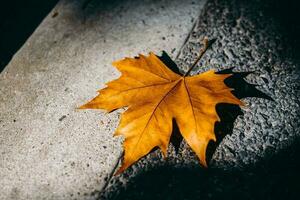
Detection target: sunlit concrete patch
<box><xmin>0</xmin><ymin>0</ymin><xmax>207</xmax><ymax>199</ymax></box>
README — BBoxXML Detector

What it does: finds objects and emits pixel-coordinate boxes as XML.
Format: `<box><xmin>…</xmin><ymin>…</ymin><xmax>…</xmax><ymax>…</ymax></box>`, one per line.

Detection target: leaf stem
<box><xmin>184</xmin><ymin>37</ymin><xmax>215</xmax><ymax>77</ymax></box>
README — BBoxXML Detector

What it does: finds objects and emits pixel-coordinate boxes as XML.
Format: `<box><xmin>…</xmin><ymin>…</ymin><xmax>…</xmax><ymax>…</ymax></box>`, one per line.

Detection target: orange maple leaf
<box><xmin>80</xmin><ymin>39</ymin><xmax>243</xmax><ymax>174</ymax></box>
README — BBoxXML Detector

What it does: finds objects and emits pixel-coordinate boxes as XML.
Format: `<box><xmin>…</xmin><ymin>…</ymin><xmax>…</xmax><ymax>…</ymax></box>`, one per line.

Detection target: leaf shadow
<box><xmin>158</xmin><ymin>51</ymin><xmax>182</xmax><ymax>76</ymax></box>
<box><xmin>206</xmin><ymin>68</ymin><xmax>273</xmax><ymax>162</ymax></box>
<box><xmin>157</xmin><ymin>54</ymin><xmax>273</xmax><ymax>164</ymax></box>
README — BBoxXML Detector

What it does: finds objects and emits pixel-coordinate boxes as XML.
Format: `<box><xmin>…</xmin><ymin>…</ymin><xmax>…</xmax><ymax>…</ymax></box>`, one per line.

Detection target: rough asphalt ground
<box><xmin>100</xmin><ymin>0</ymin><xmax>300</xmax><ymax>199</ymax></box>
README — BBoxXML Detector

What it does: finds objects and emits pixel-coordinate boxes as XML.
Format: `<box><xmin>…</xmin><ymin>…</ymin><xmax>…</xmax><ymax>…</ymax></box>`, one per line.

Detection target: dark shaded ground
<box><xmin>268</xmin><ymin>0</ymin><xmax>300</xmax><ymax>59</ymax></box>
<box><xmin>0</xmin><ymin>0</ymin><xmax>58</xmax><ymax>72</ymax></box>
<box><xmin>109</xmin><ymin>138</ymin><xmax>300</xmax><ymax>200</ymax></box>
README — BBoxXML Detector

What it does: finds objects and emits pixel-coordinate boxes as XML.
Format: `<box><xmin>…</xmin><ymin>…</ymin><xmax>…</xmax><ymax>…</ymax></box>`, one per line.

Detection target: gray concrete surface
<box><xmin>100</xmin><ymin>0</ymin><xmax>300</xmax><ymax>199</ymax></box>
<box><xmin>0</xmin><ymin>0</ymin><xmax>207</xmax><ymax>199</ymax></box>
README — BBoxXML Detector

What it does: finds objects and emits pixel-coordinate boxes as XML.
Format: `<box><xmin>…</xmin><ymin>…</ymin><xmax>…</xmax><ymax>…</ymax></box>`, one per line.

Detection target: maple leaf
<box><xmin>80</xmin><ymin>38</ymin><xmax>243</xmax><ymax>174</ymax></box>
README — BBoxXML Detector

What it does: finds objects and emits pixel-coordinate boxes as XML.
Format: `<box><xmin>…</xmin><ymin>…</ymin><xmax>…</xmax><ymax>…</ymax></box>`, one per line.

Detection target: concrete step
<box><xmin>0</xmin><ymin>0</ymin><xmax>207</xmax><ymax>199</ymax></box>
